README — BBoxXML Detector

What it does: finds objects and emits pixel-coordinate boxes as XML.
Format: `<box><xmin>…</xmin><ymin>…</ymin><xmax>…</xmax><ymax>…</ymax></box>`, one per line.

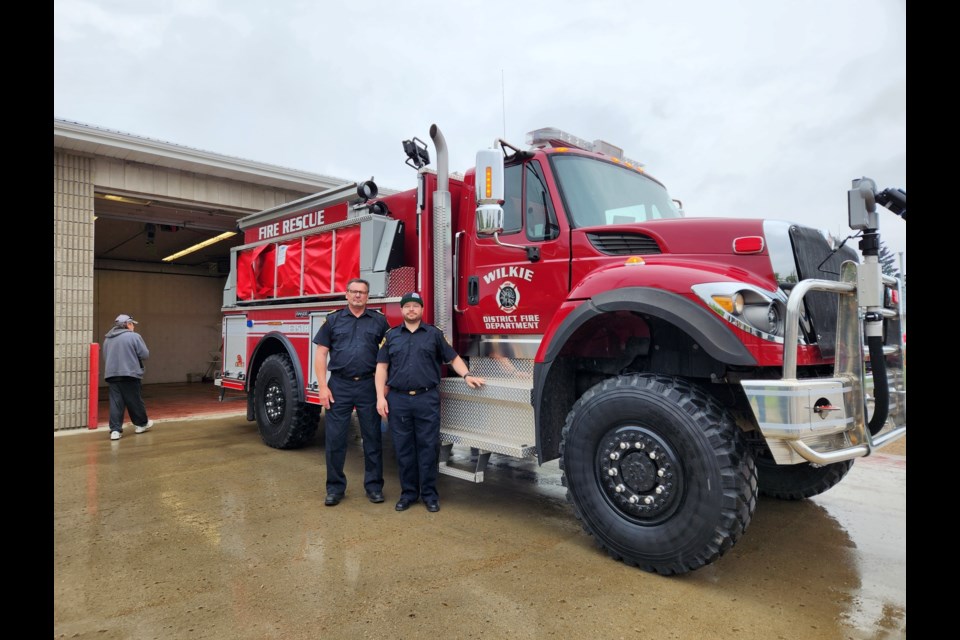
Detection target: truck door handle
<box><xmin>468</xmin><ymin>276</ymin><xmax>479</xmax><ymax>305</ymax></box>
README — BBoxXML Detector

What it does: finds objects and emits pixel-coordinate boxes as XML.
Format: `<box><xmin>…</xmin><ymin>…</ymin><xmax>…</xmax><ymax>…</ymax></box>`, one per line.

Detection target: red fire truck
<box><xmin>217</xmin><ymin>124</ymin><xmax>906</xmax><ymax>575</ymax></box>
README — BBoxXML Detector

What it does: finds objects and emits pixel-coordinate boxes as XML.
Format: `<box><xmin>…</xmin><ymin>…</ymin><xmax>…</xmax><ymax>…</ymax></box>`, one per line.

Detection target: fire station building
<box><xmin>54</xmin><ymin>118</ymin><xmax>348</xmax><ymax>431</ymax></box>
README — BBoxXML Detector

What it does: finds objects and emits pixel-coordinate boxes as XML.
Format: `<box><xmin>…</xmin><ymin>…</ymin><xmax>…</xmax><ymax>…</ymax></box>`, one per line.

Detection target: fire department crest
<box><xmin>497</xmin><ymin>281</ymin><xmax>519</xmax><ymax>313</ymax></box>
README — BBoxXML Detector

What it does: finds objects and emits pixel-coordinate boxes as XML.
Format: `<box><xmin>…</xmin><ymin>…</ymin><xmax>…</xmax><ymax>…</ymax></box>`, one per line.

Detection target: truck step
<box><xmin>438</xmin><ymin>446</ymin><xmax>491</xmax><ymax>483</ymax></box>
<box><xmin>438</xmin><ymin>427</ymin><xmax>536</xmax><ymax>458</ymax></box>
<box><xmin>439</xmin><ymin>377</ymin><xmax>536</xmax><ymax>459</ymax></box>
<box><xmin>438</xmin><ymin>463</ymin><xmax>486</xmax><ymax>483</ymax></box>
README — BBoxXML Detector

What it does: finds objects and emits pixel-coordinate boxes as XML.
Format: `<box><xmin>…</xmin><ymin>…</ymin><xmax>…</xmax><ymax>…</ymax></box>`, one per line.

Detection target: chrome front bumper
<box><xmin>741</xmin><ymin>262</ymin><xmax>906</xmax><ymax>465</ymax></box>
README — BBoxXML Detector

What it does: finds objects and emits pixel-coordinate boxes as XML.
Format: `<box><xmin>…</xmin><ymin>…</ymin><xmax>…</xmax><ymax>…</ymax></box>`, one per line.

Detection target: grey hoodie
<box><xmin>103</xmin><ymin>325</ymin><xmax>150</xmax><ymax>379</ymax></box>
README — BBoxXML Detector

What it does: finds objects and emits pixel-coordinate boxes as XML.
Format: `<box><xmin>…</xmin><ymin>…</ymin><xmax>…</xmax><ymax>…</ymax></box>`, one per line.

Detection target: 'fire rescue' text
<box><xmin>258</xmin><ymin>210</ymin><xmax>325</xmax><ymax>240</ymax></box>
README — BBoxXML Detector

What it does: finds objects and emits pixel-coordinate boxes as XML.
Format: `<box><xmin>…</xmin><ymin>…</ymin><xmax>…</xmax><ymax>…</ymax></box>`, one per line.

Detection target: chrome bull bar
<box><xmin>741</xmin><ymin>262</ymin><xmax>906</xmax><ymax>465</ymax></box>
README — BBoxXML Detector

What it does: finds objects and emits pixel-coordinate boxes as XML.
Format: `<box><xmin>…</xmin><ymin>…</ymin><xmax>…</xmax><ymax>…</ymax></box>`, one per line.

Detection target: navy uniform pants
<box><xmin>106</xmin><ymin>376</ymin><xmax>148</xmax><ymax>432</ymax></box>
<box><xmin>324</xmin><ymin>377</ymin><xmax>383</xmax><ymax>496</ymax></box>
<box><xmin>388</xmin><ymin>387</ymin><xmax>441</xmax><ymax>502</ymax></box>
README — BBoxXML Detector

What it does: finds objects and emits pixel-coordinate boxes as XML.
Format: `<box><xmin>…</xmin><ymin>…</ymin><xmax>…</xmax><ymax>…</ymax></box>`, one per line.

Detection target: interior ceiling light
<box><xmin>95</xmin><ymin>193</ymin><xmax>153</xmax><ymax>206</ymax></box>
<box><xmin>162</xmin><ymin>231</ymin><xmax>237</xmax><ymax>262</ymax></box>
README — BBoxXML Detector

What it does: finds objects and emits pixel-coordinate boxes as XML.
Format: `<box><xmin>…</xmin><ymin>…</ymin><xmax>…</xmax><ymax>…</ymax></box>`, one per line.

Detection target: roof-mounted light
<box><xmin>525</xmin><ymin>127</ymin><xmax>645</xmax><ymax>169</ymax></box>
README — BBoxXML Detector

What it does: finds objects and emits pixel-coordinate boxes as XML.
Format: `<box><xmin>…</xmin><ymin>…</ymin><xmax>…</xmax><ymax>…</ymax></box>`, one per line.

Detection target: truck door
<box><xmin>456</xmin><ymin>159</ymin><xmax>568</xmax><ymax>354</ymax></box>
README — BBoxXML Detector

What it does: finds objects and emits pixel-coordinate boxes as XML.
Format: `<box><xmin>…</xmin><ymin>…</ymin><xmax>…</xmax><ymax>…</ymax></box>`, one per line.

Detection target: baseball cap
<box><xmin>400</xmin><ymin>292</ymin><xmax>423</xmax><ymax>307</ymax></box>
<box><xmin>115</xmin><ymin>314</ymin><xmax>138</xmax><ymax>325</ymax></box>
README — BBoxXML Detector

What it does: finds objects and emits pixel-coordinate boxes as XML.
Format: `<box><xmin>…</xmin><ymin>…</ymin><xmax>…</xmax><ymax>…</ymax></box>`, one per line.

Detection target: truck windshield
<box><xmin>550</xmin><ymin>154</ymin><xmax>681</xmax><ymax>228</ymax></box>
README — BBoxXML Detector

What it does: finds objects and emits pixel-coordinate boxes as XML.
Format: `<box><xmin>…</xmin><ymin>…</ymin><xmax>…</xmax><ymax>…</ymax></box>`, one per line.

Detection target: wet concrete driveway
<box><xmin>54</xmin><ymin>416</ymin><xmax>906</xmax><ymax>640</ymax></box>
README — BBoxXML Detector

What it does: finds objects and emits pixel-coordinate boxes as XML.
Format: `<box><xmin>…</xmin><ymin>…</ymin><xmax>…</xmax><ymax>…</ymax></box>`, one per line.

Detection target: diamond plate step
<box><xmin>439</xmin><ymin>376</ymin><xmax>536</xmax><ymax>459</ymax></box>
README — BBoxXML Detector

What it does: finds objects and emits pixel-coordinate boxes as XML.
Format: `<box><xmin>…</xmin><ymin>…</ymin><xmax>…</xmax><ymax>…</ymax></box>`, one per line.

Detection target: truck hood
<box><xmin>575</xmin><ymin>217</ymin><xmax>771</xmax><ymax>255</ymax></box>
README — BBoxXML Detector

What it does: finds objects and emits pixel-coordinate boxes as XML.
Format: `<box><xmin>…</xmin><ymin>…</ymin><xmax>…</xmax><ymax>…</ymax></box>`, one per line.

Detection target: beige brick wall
<box><xmin>54</xmin><ymin>151</ymin><xmax>95</xmax><ymax>430</ymax></box>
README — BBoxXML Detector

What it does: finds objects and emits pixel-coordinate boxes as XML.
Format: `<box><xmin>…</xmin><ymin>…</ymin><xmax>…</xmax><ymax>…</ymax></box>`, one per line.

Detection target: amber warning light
<box><xmin>475</xmin><ymin>148</ymin><xmax>504</xmax><ymax>204</ymax></box>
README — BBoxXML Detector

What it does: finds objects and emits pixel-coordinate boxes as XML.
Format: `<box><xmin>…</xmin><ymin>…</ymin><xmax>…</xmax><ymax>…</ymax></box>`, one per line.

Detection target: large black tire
<box><xmin>253</xmin><ymin>354</ymin><xmax>319</xmax><ymax>449</ymax></box>
<box><xmin>755</xmin><ymin>456</ymin><xmax>854</xmax><ymax>500</ymax></box>
<box><xmin>560</xmin><ymin>374</ymin><xmax>758</xmax><ymax>575</ymax></box>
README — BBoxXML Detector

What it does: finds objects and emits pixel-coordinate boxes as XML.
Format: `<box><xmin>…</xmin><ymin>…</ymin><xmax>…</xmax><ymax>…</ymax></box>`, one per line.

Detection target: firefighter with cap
<box><xmin>375</xmin><ymin>291</ymin><xmax>485</xmax><ymax>512</ymax></box>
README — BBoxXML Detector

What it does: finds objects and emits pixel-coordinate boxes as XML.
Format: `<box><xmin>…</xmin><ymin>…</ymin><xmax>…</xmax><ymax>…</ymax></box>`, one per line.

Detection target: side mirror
<box><xmin>475</xmin><ymin>147</ymin><xmax>505</xmax><ymax>235</ymax></box>
<box><xmin>476</xmin><ymin>205</ymin><xmax>504</xmax><ymax>235</ymax></box>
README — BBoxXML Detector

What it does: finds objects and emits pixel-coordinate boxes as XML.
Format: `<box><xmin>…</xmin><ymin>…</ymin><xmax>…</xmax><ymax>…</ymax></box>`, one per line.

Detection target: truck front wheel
<box><xmin>560</xmin><ymin>374</ymin><xmax>758</xmax><ymax>575</ymax></box>
<box><xmin>254</xmin><ymin>353</ymin><xmax>319</xmax><ymax>449</ymax></box>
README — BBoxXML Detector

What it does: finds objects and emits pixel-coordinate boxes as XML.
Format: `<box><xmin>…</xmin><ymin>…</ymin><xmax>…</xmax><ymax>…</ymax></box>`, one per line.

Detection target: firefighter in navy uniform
<box><xmin>313</xmin><ymin>278</ymin><xmax>391</xmax><ymax>506</ymax></box>
<box><xmin>375</xmin><ymin>291</ymin><xmax>485</xmax><ymax>512</ymax></box>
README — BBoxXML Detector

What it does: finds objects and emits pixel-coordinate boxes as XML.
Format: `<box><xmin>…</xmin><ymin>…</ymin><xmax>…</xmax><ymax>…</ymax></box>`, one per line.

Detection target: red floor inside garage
<box><xmin>94</xmin><ymin>381</ymin><xmax>246</xmax><ymax>428</ymax></box>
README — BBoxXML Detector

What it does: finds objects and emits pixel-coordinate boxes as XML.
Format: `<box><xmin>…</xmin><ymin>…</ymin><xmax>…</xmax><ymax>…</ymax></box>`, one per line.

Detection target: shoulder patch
<box><xmin>322</xmin><ymin>309</ymin><xmax>341</xmax><ymax>325</ymax></box>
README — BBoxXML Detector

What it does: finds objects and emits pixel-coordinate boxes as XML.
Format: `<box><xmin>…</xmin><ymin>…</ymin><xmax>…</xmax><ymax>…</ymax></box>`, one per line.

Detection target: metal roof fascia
<box><xmin>54</xmin><ymin>118</ymin><xmax>344</xmax><ymax>190</ymax></box>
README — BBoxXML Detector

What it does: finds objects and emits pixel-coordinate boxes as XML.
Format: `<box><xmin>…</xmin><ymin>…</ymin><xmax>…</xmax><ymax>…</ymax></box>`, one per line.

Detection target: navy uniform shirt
<box><xmin>313</xmin><ymin>308</ymin><xmax>389</xmax><ymax>378</ymax></box>
<box><xmin>377</xmin><ymin>323</ymin><xmax>458</xmax><ymax>391</ymax></box>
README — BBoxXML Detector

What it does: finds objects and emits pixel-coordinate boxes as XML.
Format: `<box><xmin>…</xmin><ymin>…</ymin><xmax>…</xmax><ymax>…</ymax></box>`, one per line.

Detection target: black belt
<box><xmin>394</xmin><ymin>385</ymin><xmax>437</xmax><ymax>396</ymax></box>
<box><xmin>332</xmin><ymin>372</ymin><xmax>374</xmax><ymax>381</ymax></box>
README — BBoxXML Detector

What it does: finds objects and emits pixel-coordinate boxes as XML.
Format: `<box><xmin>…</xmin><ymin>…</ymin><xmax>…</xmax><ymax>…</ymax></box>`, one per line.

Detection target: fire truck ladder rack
<box><xmin>438</xmin><ymin>357</ymin><xmax>536</xmax><ymax>483</ymax></box>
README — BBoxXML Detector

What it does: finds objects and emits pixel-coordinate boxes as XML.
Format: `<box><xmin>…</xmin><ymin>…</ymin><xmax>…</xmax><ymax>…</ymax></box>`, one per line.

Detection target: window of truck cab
<box><xmin>499</xmin><ymin>160</ymin><xmax>560</xmax><ymax>241</ymax></box>
<box><xmin>548</xmin><ymin>154</ymin><xmax>680</xmax><ymax>228</ymax></box>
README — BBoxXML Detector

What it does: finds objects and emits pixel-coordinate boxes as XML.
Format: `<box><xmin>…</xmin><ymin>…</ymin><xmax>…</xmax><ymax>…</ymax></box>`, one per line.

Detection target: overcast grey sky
<box><xmin>54</xmin><ymin>0</ymin><xmax>906</xmax><ymax>261</ymax></box>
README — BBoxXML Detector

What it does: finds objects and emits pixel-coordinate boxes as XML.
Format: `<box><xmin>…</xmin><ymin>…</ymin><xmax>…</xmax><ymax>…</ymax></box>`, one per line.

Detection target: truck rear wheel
<box><xmin>254</xmin><ymin>353</ymin><xmax>318</xmax><ymax>449</ymax></box>
<box><xmin>560</xmin><ymin>374</ymin><xmax>757</xmax><ymax>575</ymax></box>
<box><xmin>755</xmin><ymin>456</ymin><xmax>854</xmax><ymax>500</ymax></box>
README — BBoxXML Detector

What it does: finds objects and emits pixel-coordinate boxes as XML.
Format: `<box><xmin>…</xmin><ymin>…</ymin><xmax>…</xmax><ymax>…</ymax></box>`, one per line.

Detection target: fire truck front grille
<box><xmin>787</xmin><ymin>225</ymin><xmax>859</xmax><ymax>359</ymax></box>
<box><xmin>587</xmin><ymin>233</ymin><xmax>662</xmax><ymax>255</ymax></box>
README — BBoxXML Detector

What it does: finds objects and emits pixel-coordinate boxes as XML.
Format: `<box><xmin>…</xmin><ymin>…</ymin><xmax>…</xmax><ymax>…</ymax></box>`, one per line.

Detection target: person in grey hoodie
<box><xmin>103</xmin><ymin>314</ymin><xmax>152</xmax><ymax>440</ymax></box>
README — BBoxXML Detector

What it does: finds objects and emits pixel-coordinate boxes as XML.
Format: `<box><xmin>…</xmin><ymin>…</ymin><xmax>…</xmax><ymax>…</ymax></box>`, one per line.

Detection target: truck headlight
<box><xmin>694</xmin><ymin>283</ymin><xmax>786</xmax><ymax>341</ymax></box>
<box><xmin>742</xmin><ymin>300</ymin><xmax>783</xmax><ymax>336</ymax></box>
